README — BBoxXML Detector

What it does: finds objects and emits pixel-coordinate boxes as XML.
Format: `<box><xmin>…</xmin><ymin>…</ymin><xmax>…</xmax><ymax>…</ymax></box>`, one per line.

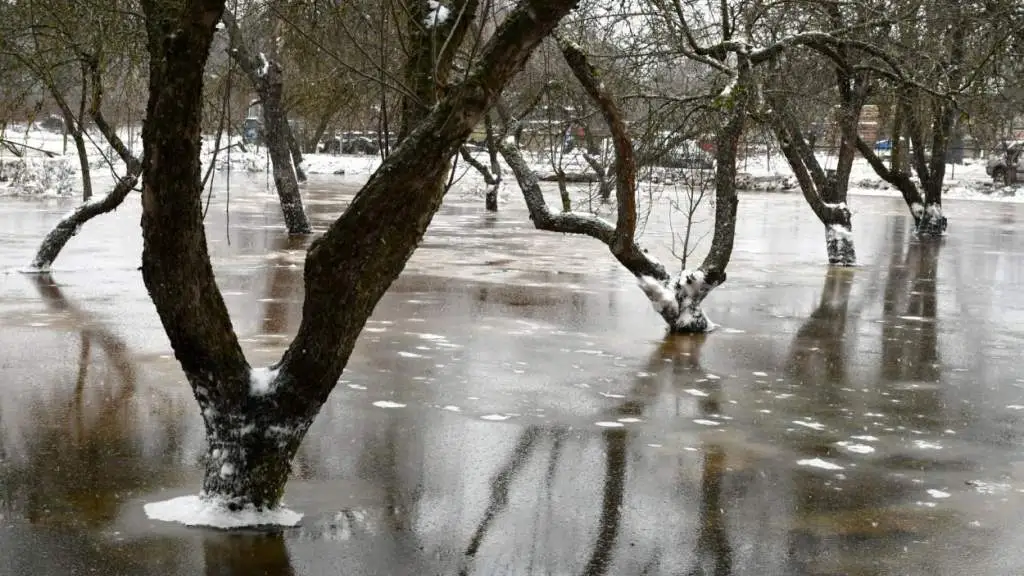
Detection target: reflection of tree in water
<box><xmin>880</xmin><ymin>218</ymin><xmax>944</xmax><ymax>425</ymax></box>
<box><xmin>0</xmin><ymin>276</ymin><xmax>189</xmax><ymax>528</ymax></box>
<box><xmin>202</xmin><ymin>532</ymin><xmax>294</xmax><ymax>576</ymax></box>
<box><xmin>779</xmin><ymin>221</ymin><xmax>946</xmax><ymax>573</ymax></box>
<box><xmin>787</xmin><ymin>267</ymin><xmax>854</xmax><ymax>390</ymax></box>
<box><xmin>455</xmin><ymin>334</ymin><xmax>732</xmax><ymax>576</ymax></box>
<box><xmin>260</xmin><ymin>234</ymin><xmax>307</xmax><ymax>336</ymax></box>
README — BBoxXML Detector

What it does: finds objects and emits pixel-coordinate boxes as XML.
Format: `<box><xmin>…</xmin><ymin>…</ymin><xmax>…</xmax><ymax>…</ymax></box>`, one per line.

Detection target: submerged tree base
<box><xmin>638</xmin><ymin>271</ymin><xmax>717</xmax><ymax>333</ymax></box>
<box><xmin>825</xmin><ymin>223</ymin><xmax>856</xmax><ymax>266</ymax></box>
<box><xmin>144</xmin><ymin>494</ymin><xmax>303</xmax><ymax>529</ymax></box>
<box><xmin>916</xmin><ymin>203</ymin><xmax>947</xmax><ymax>236</ymax></box>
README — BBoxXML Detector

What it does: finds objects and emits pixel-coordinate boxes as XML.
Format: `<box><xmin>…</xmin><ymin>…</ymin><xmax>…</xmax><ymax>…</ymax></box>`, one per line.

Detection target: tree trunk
<box><xmin>140</xmin><ymin>0</ymin><xmax>578</xmax><ymax>512</ymax></box>
<box><xmin>31</xmin><ymin>171</ymin><xmax>140</xmax><ymax>271</ymax></box>
<box><xmin>222</xmin><ymin>10</ymin><xmax>311</xmax><ymax>235</ymax></box>
<box><xmin>639</xmin><ymin>61</ymin><xmax>753</xmax><ymax>333</ymax></box>
<box><xmin>287</xmin><ymin>121</ymin><xmax>306</xmax><ymax>183</ymax></box>
<box><xmin>397</xmin><ymin>0</ymin><xmax>480</xmax><ymax>141</ymax></box>
<box><xmin>501</xmin><ymin>40</ymin><xmax>674</xmax><ymax>326</ymax></box>
<box><xmin>484</xmin><ymin>114</ymin><xmax>502</xmax><ymax>211</ymax></box>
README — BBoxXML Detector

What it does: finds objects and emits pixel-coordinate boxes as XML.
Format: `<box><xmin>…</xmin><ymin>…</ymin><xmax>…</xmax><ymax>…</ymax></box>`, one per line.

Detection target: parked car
<box><xmin>986</xmin><ymin>141</ymin><xmax>1022</xmax><ymax>186</ymax></box>
<box><xmin>319</xmin><ymin>133</ymin><xmax>385</xmax><ymax>155</ymax></box>
<box><xmin>242</xmin><ymin>117</ymin><xmax>263</xmax><ymax>146</ymax></box>
<box><xmin>39</xmin><ymin>114</ymin><xmax>65</xmax><ymax>133</ymax></box>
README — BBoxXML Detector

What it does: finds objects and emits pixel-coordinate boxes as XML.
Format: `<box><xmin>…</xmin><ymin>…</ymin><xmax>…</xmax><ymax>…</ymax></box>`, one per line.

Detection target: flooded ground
<box><xmin>3</xmin><ymin>176</ymin><xmax>1024</xmax><ymax>575</ymax></box>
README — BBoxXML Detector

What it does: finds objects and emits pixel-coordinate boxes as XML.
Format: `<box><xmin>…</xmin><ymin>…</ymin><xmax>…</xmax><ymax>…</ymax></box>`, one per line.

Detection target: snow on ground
<box><xmin>2</xmin><ymin>123</ymin><xmax>1021</xmax><ymax>205</ymax></box>
<box><xmin>144</xmin><ymin>494</ymin><xmax>303</xmax><ymax>528</ymax></box>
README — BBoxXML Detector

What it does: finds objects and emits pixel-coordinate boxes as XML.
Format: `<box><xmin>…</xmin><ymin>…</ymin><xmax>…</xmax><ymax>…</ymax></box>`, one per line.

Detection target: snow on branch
<box><xmin>424</xmin><ymin>1</ymin><xmax>451</xmax><ymax>28</ymax></box>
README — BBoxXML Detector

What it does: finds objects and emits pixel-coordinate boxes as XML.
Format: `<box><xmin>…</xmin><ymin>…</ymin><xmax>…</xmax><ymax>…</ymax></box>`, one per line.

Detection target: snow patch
<box><xmin>372</xmin><ymin>400</ymin><xmax>406</xmax><ymax>409</ymax></box>
<box><xmin>792</xmin><ymin>420</ymin><xmax>826</xmax><ymax>431</ymax></box>
<box><xmin>424</xmin><ymin>0</ymin><xmax>451</xmax><ymax>27</ymax></box>
<box><xmin>927</xmin><ymin>489</ymin><xmax>950</xmax><ymax>499</ymax></box>
<box><xmin>480</xmin><ymin>413</ymin><xmax>511</xmax><ymax>421</ymax></box>
<box><xmin>144</xmin><ymin>495</ymin><xmax>302</xmax><ymax>528</ymax></box>
<box><xmin>683</xmin><ymin>388</ymin><xmax>710</xmax><ymax>397</ymax></box>
<box><xmin>693</xmin><ymin>419</ymin><xmax>720</xmax><ymax>426</ymax></box>
<box><xmin>249</xmin><ymin>366</ymin><xmax>279</xmax><ymax>396</ymax></box>
<box><xmin>257</xmin><ymin>52</ymin><xmax>270</xmax><ymax>77</ymax></box>
<box><xmin>595</xmin><ymin>421</ymin><xmax>624</xmax><ymax>428</ymax></box>
<box><xmin>796</xmin><ymin>458</ymin><xmax>844</xmax><ymax>471</ymax></box>
<box><xmin>637</xmin><ymin>275</ymin><xmax>678</xmax><ymax>317</ymax></box>
<box><xmin>835</xmin><ymin>441</ymin><xmax>875</xmax><ymax>454</ymax></box>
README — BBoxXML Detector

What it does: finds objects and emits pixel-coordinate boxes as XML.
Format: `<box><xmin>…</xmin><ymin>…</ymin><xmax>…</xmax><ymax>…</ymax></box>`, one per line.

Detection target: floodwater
<box><xmin>3</xmin><ymin>175</ymin><xmax>1024</xmax><ymax>575</ymax></box>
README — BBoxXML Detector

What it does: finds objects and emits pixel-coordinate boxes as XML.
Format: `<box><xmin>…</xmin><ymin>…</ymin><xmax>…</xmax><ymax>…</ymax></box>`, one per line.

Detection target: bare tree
<box><xmin>30</xmin><ymin>55</ymin><xmax>142</xmax><ymax>270</ymax></box>
<box><xmin>221</xmin><ymin>7</ymin><xmax>311</xmax><ymax>234</ymax></box>
<box><xmin>138</xmin><ymin>0</ymin><xmax>578</xmax><ymax>513</ymax></box>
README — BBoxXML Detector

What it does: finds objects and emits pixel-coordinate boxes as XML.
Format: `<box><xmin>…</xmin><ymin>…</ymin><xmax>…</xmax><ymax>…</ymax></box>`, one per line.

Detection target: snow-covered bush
<box><xmin>0</xmin><ymin>157</ymin><xmax>77</xmax><ymax>197</ymax></box>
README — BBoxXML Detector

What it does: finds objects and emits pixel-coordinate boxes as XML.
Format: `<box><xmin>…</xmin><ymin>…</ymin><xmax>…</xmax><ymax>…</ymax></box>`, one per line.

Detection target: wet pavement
<box><xmin>3</xmin><ymin>175</ymin><xmax>1024</xmax><ymax>574</ymax></box>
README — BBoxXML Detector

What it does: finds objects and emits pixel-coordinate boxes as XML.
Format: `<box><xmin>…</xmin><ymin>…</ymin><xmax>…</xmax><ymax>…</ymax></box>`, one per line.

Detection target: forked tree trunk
<box><xmin>765</xmin><ymin>30</ymin><xmax>870</xmax><ymax>267</ymax></box>
<box><xmin>769</xmin><ymin>103</ymin><xmax>857</xmax><ymax>266</ymax></box>
<box><xmin>222</xmin><ymin>9</ymin><xmax>311</xmax><ymax>235</ymax></box>
<box><xmin>140</xmin><ymin>0</ymin><xmax>578</xmax><ymax>512</ymax></box>
<box><xmin>638</xmin><ymin>60</ymin><xmax>752</xmax><ymax>333</ymax></box>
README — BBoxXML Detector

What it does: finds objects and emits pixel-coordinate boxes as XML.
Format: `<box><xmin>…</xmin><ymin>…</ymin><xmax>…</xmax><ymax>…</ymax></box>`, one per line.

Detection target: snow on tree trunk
<box><xmin>916</xmin><ymin>203</ymin><xmax>947</xmax><ymax>236</ymax></box>
<box><xmin>30</xmin><ymin>172</ymin><xmax>140</xmax><ymax>271</ymax></box>
<box><xmin>198</xmin><ymin>374</ymin><xmax>313</xmax><ymax>511</ymax></box>
<box><xmin>825</xmin><ymin>223</ymin><xmax>856</xmax><ymax>266</ymax></box>
<box><xmin>638</xmin><ymin>271</ymin><xmax>718</xmax><ymax>333</ymax></box>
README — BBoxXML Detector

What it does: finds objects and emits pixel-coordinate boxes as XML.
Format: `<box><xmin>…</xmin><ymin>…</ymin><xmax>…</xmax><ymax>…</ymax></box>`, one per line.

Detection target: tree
<box><xmin>138</xmin><ymin>0</ymin><xmax>579</xmax><ymax>514</ymax></box>
<box><xmin>17</xmin><ymin>0</ymin><xmax>147</xmax><ymax>270</ymax></box>
<box><xmin>221</xmin><ymin>6</ymin><xmax>311</xmax><ymax>235</ymax></box>
<box><xmin>849</xmin><ymin>0</ymin><xmax>1019</xmax><ymax>235</ymax></box>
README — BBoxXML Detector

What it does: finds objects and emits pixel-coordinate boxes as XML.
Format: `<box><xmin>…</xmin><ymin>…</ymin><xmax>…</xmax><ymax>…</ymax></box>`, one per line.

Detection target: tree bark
<box><xmin>222</xmin><ymin>9</ymin><xmax>311</xmax><ymax>235</ymax></box>
<box><xmin>286</xmin><ymin>120</ymin><xmax>307</xmax><ymax>183</ymax></box>
<box><xmin>140</xmin><ymin>0</ymin><xmax>578</xmax><ymax>512</ymax></box>
<box><xmin>397</xmin><ymin>0</ymin><xmax>481</xmax><ymax>141</ymax></box>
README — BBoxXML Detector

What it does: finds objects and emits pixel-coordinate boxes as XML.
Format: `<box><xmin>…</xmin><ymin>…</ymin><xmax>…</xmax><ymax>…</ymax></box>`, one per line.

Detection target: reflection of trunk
<box><xmin>786</xmin><ymin>268</ymin><xmax>855</xmax><ymax>411</ymax></box>
<box><xmin>686</xmin><ymin>445</ymin><xmax>732</xmax><ymax>576</ymax></box>
<box><xmin>789</xmin><ymin>268</ymin><xmax>854</xmax><ymax>373</ymax></box>
<box><xmin>140</xmin><ymin>1</ymin><xmax>577</xmax><ymax>511</ymax></box>
<box><xmin>222</xmin><ymin>9</ymin><xmax>311</xmax><ymax>235</ymax></box>
<box><xmin>261</xmin><ymin>235</ymin><xmax>305</xmax><ymax>335</ymax></box>
<box><xmin>879</xmin><ymin>219</ymin><xmax>943</xmax><ymax>426</ymax></box>
<box><xmin>203</xmin><ymin>533</ymin><xmax>295</xmax><ymax>576</ymax></box>
<box><xmin>881</xmin><ymin>222</ymin><xmax>940</xmax><ymax>383</ymax></box>
<box><xmin>581</xmin><ymin>427</ymin><xmax>627</xmax><ymax>576</ymax></box>
<box><xmin>460</xmin><ymin>427</ymin><xmax>544</xmax><ymax>575</ymax></box>
<box><xmin>29</xmin><ymin>56</ymin><xmax>142</xmax><ymax>271</ymax></box>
